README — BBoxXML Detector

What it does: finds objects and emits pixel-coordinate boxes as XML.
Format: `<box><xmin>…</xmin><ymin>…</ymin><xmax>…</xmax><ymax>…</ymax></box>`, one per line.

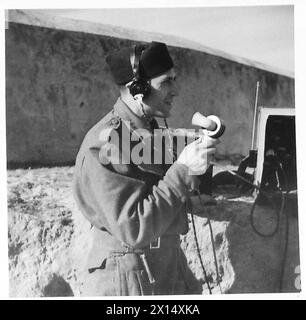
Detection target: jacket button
<box><xmin>110</xmin><ymin>118</ymin><xmax>120</xmax><ymax>128</ymax></box>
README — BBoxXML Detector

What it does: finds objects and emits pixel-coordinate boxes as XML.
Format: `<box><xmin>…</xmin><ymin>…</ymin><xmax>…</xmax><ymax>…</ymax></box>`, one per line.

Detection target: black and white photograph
<box><xmin>2</xmin><ymin>1</ymin><xmax>305</xmax><ymax>299</ymax></box>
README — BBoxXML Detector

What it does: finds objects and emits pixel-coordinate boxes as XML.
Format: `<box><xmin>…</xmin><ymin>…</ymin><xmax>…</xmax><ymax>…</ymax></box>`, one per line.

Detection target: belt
<box><xmin>148</xmin><ymin>234</ymin><xmax>180</xmax><ymax>249</ymax></box>
<box><xmin>91</xmin><ymin>228</ymin><xmax>181</xmax><ymax>254</ymax></box>
<box><xmin>88</xmin><ymin>232</ymin><xmax>180</xmax><ymax>285</ymax></box>
<box><xmin>110</xmin><ymin>234</ymin><xmax>180</xmax><ymax>254</ymax></box>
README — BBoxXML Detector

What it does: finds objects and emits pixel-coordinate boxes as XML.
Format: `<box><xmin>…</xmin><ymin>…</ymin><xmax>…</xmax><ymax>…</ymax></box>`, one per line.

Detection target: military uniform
<box><xmin>73</xmin><ymin>97</ymin><xmax>202</xmax><ymax>296</ymax></box>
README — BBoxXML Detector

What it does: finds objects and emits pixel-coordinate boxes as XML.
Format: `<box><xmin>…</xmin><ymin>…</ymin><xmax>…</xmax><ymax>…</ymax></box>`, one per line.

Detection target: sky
<box><xmin>40</xmin><ymin>5</ymin><xmax>294</xmax><ymax>75</ymax></box>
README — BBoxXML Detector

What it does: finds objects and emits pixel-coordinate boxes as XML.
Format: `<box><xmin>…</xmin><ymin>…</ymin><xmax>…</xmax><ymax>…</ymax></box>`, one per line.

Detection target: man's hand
<box><xmin>177</xmin><ymin>135</ymin><xmax>219</xmax><ymax>175</ymax></box>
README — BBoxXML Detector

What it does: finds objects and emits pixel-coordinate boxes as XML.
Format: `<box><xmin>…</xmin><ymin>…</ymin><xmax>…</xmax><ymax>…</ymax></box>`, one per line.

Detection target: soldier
<box><xmin>73</xmin><ymin>41</ymin><xmax>219</xmax><ymax>296</ymax></box>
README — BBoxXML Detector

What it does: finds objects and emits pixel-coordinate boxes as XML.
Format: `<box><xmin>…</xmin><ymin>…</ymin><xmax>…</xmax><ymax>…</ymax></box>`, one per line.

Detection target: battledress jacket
<box><xmin>73</xmin><ymin>97</ymin><xmax>203</xmax><ymax>296</ymax></box>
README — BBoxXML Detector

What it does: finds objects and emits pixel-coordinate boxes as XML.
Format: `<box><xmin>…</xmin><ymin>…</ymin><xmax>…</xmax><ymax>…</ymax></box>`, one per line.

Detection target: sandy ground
<box><xmin>7</xmin><ymin>165</ymin><xmax>300</xmax><ymax>296</ymax></box>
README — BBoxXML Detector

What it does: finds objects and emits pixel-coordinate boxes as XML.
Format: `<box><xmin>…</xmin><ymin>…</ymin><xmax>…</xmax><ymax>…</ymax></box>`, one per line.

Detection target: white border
<box><xmin>1</xmin><ymin>0</ymin><xmax>305</xmax><ymax>300</ymax></box>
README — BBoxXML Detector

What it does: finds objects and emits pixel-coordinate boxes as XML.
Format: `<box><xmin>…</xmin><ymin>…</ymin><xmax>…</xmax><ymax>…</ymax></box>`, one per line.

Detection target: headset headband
<box><xmin>130</xmin><ymin>45</ymin><xmax>143</xmax><ymax>81</ymax></box>
<box><xmin>129</xmin><ymin>44</ymin><xmax>151</xmax><ymax>98</ymax></box>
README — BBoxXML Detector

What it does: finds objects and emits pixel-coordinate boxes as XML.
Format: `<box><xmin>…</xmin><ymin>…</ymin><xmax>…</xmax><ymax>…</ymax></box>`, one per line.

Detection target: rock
<box><xmin>42</xmin><ymin>274</ymin><xmax>74</xmax><ymax>297</ymax></box>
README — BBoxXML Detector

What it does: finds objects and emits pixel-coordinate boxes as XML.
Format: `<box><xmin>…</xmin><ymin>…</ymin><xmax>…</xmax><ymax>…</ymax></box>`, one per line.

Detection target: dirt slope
<box><xmin>7</xmin><ymin>166</ymin><xmax>300</xmax><ymax>296</ymax></box>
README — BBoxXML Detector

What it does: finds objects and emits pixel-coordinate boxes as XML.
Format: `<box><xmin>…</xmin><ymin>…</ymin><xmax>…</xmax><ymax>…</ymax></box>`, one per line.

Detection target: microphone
<box><xmin>192</xmin><ymin>112</ymin><xmax>226</xmax><ymax>139</ymax></box>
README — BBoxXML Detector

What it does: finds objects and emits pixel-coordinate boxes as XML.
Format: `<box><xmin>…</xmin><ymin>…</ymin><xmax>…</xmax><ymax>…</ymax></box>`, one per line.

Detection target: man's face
<box><xmin>144</xmin><ymin>69</ymin><xmax>178</xmax><ymax>118</ymax></box>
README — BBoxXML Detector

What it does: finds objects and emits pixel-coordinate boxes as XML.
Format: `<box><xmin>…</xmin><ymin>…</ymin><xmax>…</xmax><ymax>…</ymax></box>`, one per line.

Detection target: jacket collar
<box><xmin>113</xmin><ymin>97</ymin><xmax>166</xmax><ymax>177</ymax></box>
<box><xmin>113</xmin><ymin>97</ymin><xmax>159</xmax><ymax>132</ymax></box>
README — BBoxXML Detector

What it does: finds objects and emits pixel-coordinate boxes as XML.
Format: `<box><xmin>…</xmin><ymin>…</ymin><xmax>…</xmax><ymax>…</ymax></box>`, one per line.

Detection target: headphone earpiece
<box><xmin>129</xmin><ymin>45</ymin><xmax>151</xmax><ymax>98</ymax></box>
<box><xmin>129</xmin><ymin>79</ymin><xmax>151</xmax><ymax>98</ymax></box>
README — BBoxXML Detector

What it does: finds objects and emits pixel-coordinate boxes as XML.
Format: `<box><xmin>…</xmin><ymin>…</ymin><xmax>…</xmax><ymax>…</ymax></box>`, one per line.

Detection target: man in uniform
<box><xmin>73</xmin><ymin>41</ymin><xmax>219</xmax><ymax>296</ymax></box>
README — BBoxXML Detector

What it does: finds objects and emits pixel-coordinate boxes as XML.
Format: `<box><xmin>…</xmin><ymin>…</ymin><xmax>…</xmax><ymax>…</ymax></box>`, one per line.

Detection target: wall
<box><xmin>6</xmin><ymin>21</ymin><xmax>295</xmax><ymax>167</ymax></box>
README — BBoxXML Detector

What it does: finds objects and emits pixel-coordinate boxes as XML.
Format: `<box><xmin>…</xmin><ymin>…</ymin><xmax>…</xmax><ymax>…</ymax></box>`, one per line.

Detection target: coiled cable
<box><xmin>211</xmin><ymin>160</ymin><xmax>290</xmax><ymax>292</ymax></box>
